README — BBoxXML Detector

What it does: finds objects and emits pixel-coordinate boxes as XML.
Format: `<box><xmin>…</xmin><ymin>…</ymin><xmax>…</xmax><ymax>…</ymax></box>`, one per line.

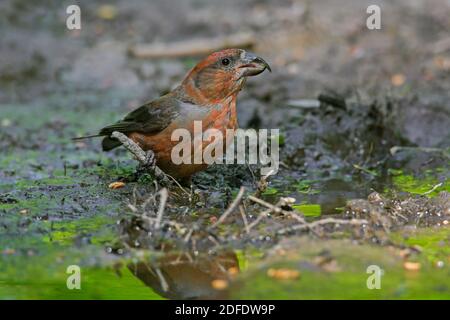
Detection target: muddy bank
<box><xmin>0</xmin><ymin>0</ymin><xmax>449</xmax><ymax>299</ymax></box>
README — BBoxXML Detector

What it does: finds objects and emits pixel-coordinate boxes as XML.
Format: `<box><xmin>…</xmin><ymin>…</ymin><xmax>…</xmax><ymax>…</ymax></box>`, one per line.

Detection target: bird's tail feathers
<box><xmin>71</xmin><ymin>134</ymin><xmax>102</xmax><ymax>141</ymax></box>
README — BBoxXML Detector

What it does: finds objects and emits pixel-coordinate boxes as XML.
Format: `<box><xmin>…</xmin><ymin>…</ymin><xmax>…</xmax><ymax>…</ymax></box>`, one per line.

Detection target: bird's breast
<box><xmin>128</xmin><ymin>97</ymin><xmax>238</xmax><ymax>178</ymax></box>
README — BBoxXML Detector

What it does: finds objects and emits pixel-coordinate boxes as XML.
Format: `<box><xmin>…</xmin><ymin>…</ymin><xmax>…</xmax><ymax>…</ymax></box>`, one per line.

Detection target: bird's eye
<box><xmin>221</xmin><ymin>58</ymin><xmax>230</xmax><ymax>66</ymax></box>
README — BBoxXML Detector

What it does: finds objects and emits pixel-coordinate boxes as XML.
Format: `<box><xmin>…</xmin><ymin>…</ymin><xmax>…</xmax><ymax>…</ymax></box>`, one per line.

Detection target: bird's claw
<box><xmin>138</xmin><ymin>150</ymin><xmax>156</xmax><ymax>172</ymax></box>
<box><xmin>144</xmin><ymin>151</ymin><xmax>156</xmax><ymax>169</ymax></box>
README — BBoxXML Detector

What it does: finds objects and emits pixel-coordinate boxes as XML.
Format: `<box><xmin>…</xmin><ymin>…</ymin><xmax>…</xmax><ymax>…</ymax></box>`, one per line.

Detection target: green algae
<box><xmin>292</xmin><ymin>204</ymin><xmax>322</xmax><ymax>217</ymax></box>
<box><xmin>231</xmin><ymin>235</ymin><xmax>450</xmax><ymax>299</ymax></box>
<box><xmin>0</xmin><ymin>247</ymin><xmax>162</xmax><ymax>300</ymax></box>
<box><xmin>1</xmin><ymin>98</ymin><xmax>449</xmax><ymax>300</ymax></box>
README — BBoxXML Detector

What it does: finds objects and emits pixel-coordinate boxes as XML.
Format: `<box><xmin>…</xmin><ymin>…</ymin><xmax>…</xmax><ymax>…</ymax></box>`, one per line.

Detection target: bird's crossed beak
<box><xmin>239</xmin><ymin>52</ymin><xmax>272</xmax><ymax>77</ymax></box>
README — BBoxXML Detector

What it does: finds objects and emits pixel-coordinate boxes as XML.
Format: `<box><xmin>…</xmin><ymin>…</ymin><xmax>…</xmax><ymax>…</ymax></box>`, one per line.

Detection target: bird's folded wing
<box><xmin>99</xmin><ymin>94</ymin><xmax>181</xmax><ymax>136</ymax></box>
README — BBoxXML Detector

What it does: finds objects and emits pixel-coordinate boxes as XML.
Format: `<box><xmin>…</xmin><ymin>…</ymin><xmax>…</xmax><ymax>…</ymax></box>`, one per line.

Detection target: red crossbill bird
<box><xmin>74</xmin><ymin>48</ymin><xmax>271</xmax><ymax>180</ymax></box>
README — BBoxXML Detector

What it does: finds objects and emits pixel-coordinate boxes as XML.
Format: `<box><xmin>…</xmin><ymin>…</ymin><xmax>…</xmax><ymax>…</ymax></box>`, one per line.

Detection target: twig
<box><xmin>111</xmin><ymin>131</ymin><xmax>146</xmax><ymax>162</ymax></box>
<box><xmin>154</xmin><ymin>267</ymin><xmax>169</xmax><ymax>292</ymax></box>
<box><xmin>247</xmin><ymin>209</ymin><xmax>270</xmax><ymax>231</ymax></box>
<box><xmin>277</xmin><ymin>218</ymin><xmax>368</xmax><ymax>234</ymax></box>
<box><xmin>421</xmin><ymin>182</ymin><xmax>443</xmax><ymax>196</ymax></box>
<box><xmin>248</xmin><ymin>195</ymin><xmax>281</xmax><ymax>213</ymax></box>
<box><xmin>208</xmin><ymin>235</ymin><xmax>221</xmax><ymax>247</ymax></box>
<box><xmin>129</xmin><ymin>33</ymin><xmax>255</xmax><ymax>58</ymax></box>
<box><xmin>353</xmin><ymin>164</ymin><xmax>378</xmax><ymax>176</ymax></box>
<box><xmin>287</xmin><ymin>99</ymin><xmax>321</xmax><ymax>109</ymax></box>
<box><xmin>389</xmin><ymin>146</ymin><xmax>449</xmax><ymax>157</ymax></box>
<box><xmin>183</xmin><ymin>228</ymin><xmax>194</xmax><ymax>243</ymax></box>
<box><xmin>155</xmin><ymin>188</ymin><xmax>168</xmax><ymax>229</ymax></box>
<box><xmin>111</xmin><ymin>131</ymin><xmax>171</xmax><ymax>185</ymax></box>
<box><xmin>211</xmin><ymin>187</ymin><xmax>245</xmax><ymax>228</ymax></box>
<box><xmin>248</xmin><ymin>195</ymin><xmax>306</xmax><ymax>224</ymax></box>
<box><xmin>239</xmin><ymin>205</ymin><xmax>250</xmax><ymax>234</ymax></box>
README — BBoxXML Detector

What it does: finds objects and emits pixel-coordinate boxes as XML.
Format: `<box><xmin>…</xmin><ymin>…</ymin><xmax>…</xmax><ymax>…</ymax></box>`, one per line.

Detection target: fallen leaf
<box><xmin>109</xmin><ymin>181</ymin><xmax>126</xmax><ymax>189</ymax></box>
<box><xmin>403</xmin><ymin>261</ymin><xmax>421</xmax><ymax>271</ymax></box>
<box><xmin>391</xmin><ymin>73</ymin><xmax>406</xmax><ymax>86</ymax></box>
<box><xmin>267</xmin><ymin>268</ymin><xmax>300</xmax><ymax>280</ymax></box>
<box><xmin>227</xmin><ymin>267</ymin><xmax>239</xmax><ymax>277</ymax></box>
<box><xmin>211</xmin><ymin>279</ymin><xmax>228</xmax><ymax>290</ymax></box>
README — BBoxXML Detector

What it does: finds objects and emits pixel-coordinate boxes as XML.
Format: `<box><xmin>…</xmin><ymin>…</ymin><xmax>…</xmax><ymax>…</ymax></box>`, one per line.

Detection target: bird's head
<box><xmin>180</xmin><ymin>48</ymin><xmax>271</xmax><ymax>105</ymax></box>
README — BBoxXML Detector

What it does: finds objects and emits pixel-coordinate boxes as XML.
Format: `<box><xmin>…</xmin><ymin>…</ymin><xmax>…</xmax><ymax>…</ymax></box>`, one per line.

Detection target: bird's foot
<box><xmin>137</xmin><ymin>150</ymin><xmax>156</xmax><ymax>173</ymax></box>
<box><xmin>111</xmin><ymin>131</ymin><xmax>171</xmax><ymax>185</ymax></box>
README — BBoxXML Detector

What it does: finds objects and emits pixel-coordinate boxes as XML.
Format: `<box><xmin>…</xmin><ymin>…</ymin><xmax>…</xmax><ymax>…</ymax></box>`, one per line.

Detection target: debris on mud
<box><xmin>118</xmin><ymin>180</ymin><xmax>449</xmax><ymax>256</ymax></box>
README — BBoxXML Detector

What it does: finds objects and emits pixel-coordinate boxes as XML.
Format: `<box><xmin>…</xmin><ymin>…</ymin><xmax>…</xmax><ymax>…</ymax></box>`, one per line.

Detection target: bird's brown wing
<box><xmin>99</xmin><ymin>94</ymin><xmax>181</xmax><ymax>151</ymax></box>
<box><xmin>99</xmin><ymin>94</ymin><xmax>181</xmax><ymax>136</ymax></box>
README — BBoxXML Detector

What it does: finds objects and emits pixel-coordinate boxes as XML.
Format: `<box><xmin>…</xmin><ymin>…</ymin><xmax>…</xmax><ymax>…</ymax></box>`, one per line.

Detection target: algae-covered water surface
<box><xmin>1</xmin><ymin>0</ymin><xmax>450</xmax><ymax>301</ymax></box>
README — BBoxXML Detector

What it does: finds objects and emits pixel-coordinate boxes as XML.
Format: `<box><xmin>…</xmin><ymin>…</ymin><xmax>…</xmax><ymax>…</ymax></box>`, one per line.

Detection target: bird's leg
<box><xmin>111</xmin><ymin>131</ymin><xmax>170</xmax><ymax>185</ymax></box>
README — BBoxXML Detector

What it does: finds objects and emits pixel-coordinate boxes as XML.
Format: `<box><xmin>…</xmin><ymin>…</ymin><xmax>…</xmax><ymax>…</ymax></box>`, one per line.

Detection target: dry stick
<box><xmin>185</xmin><ymin>252</ymin><xmax>194</xmax><ymax>263</ymax></box>
<box><xmin>390</xmin><ymin>208</ymin><xmax>408</xmax><ymax>222</ymax></box>
<box><xmin>248</xmin><ymin>195</ymin><xmax>282</xmax><ymax>213</ymax></box>
<box><xmin>111</xmin><ymin>131</ymin><xmax>171</xmax><ymax>185</ymax></box>
<box><xmin>247</xmin><ymin>195</ymin><xmax>306</xmax><ymax>223</ymax></box>
<box><xmin>155</xmin><ymin>188</ymin><xmax>168</xmax><ymax>229</ymax></box>
<box><xmin>239</xmin><ymin>205</ymin><xmax>250</xmax><ymax>234</ymax></box>
<box><xmin>208</xmin><ymin>235</ymin><xmax>221</xmax><ymax>247</ymax></box>
<box><xmin>248</xmin><ymin>195</ymin><xmax>367</xmax><ymax>235</ymax></box>
<box><xmin>421</xmin><ymin>182</ymin><xmax>443</xmax><ymax>196</ymax></box>
<box><xmin>277</xmin><ymin>217</ymin><xmax>368</xmax><ymax>235</ymax></box>
<box><xmin>183</xmin><ymin>228</ymin><xmax>194</xmax><ymax>243</ymax></box>
<box><xmin>141</xmin><ymin>193</ymin><xmax>157</xmax><ymax>213</ymax></box>
<box><xmin>125</xmin><ymin>210</ymin><xmax>186</xmax><ymax>230</ymax></box>
<box><xmin>247</xmin><ymin>208</ymin><xmax>270</xmax><ymax>231</ymax></box>
<box><xmin>211</xmin><ymin>186</ymin><xmax>246</xmax><ymax>229</ymax></box>
<box><xmin>154</xmin><ymin>267</ymin><xmax>169</xmax><ymax>292</ymax></box>
<box><xmin>130</xmin><ymin>33</ymin><xmax>255</xmax><ymax>58</ymax></box>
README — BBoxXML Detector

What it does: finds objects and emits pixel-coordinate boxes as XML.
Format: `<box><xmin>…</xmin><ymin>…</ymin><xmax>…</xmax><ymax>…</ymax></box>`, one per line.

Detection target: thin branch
<box><xmin>277</xmin><ymin>218</ymin><xmax>368</xmax><ymax>235</ymax></box>
<box><xmin>129</xmin><ymin>33</ymin><xmax>255</xmax><ymax>58</ymax></box>
<box><xmin>248</xmin><ymin>195</ymin><xmax>281</xmax><ymax>213</ymax></box>
<box><xmin>239</xmin><ymin>205</ymin><xmax>250</xmax><ymax>234</ymax></box>
<box><xmin>111</xmin><ymin>131</ymin><xmax>146</xmax><ymax>162</ymax></box>
<box><xmin>211</xmin><ymin>186</ymin><xmax>245</xmax><ymax>228</ymax></box>
<box><xmin>111</xmin><ymin>131</ymin><xmax>171</xmax><ymax>185</ymax></box>
<box><xmin>183</xmin><ymin>228</ymin><xmax>194</xmax><ymax>243</ymax></box>
<box><xmin>155</xmin><ymin>188</ymin><xmax>168</xmax><ymax>229</ymax></box>
<box><xmin>421</xmin><ymin>182</ymin><xmax>443</xmax><ymax>196</ymax></box>
<box><xmin>247</xmin><ymin>209</ymin><xmax>270</xmax><ymax>231</ymax></box>
<box><xmin>154</xmin><ymin>267</ymin><xmax>169</xmax><ymax>292</ymax></box>
<box><xmin>248</xmin><ymin>195</ymin><xmax>306</xmax><ymax>223</ymax></box>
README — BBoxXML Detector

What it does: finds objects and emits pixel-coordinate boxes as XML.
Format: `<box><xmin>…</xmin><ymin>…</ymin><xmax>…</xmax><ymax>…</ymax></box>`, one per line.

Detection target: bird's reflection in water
<box><xmin>128</xmin><ymin>250</ymin><xmax>239</xmax><ymax>299</ymax></box>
